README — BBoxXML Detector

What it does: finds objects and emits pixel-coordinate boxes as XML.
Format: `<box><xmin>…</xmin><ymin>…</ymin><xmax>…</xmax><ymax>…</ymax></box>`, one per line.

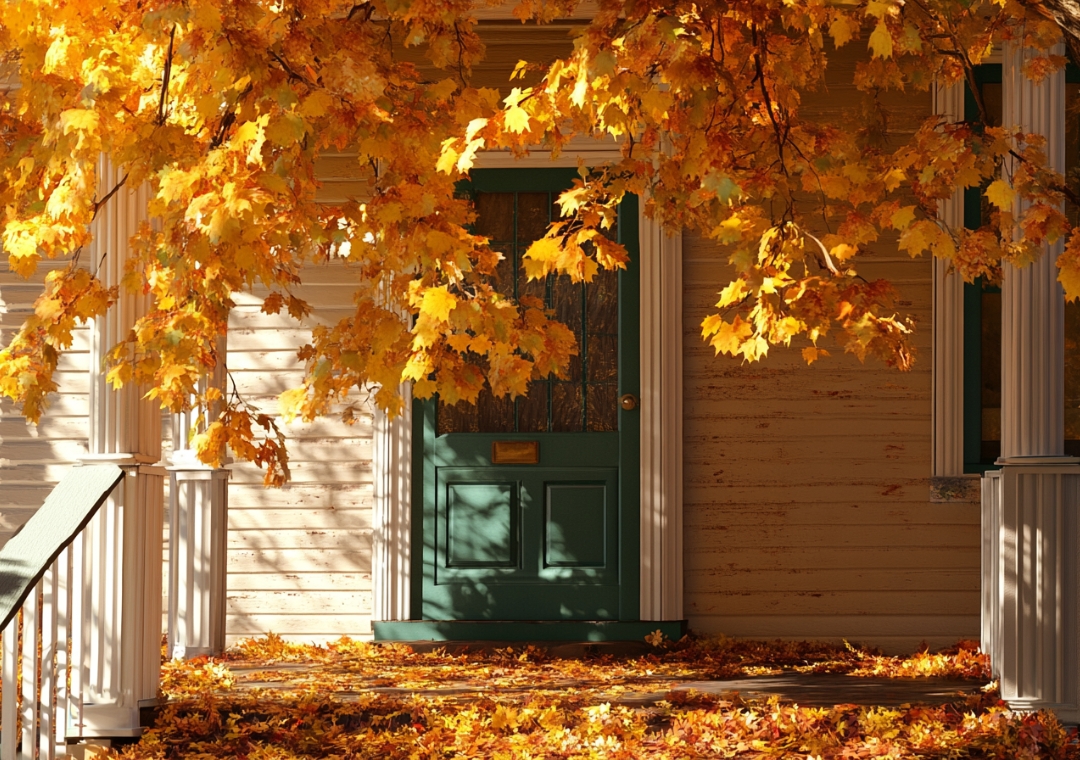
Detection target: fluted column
<box><xmin>983</xmin><ymin>42</ymin><xmax>1080</xmax><ymax>723</ymax></box>
<box><xmin>932</xmin><ymin>79</ymin><xmax>966</xmax><ymax>478</ymax></box>
<box><xmin>372</xmin><ymin>386</ymin><xmax>413</xmax><ymax>623</ymax></box>
<box><xmin>1000</xmin><ymin>43</ymin><xmax>1067</xmax><ymax>459</ymax></box>
<box><xmin>74</xmin><ymin>157</ymin><xmax>165</xmax><ymax>737</ymax></box>
<box><xmin>167</xmin><ymin>335</ymin><xmax>229</xmax><ymax>659</ymax></box>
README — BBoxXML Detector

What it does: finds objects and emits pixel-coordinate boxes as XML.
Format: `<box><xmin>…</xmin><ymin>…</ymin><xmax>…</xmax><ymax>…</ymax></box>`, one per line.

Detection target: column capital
<box><xmin>77</xmin><ymin>453</ymin><xmax>158</xmax><ymax>466</ymax></box>
<box><xmin>996</xmin><ymin>456</ymin><xmax>1080</xmax><ymax>466</ymax></box>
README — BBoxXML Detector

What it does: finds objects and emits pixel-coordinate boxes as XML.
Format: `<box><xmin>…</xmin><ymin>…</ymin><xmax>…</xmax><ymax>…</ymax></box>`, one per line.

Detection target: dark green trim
<box><xmin>408</xmin><ymin>395</ymin><xmax>425</xmax><ymax>621</ymax></box>
<box><xmin>961</xmin><ymin>64</ymin><xmax>1002</xmax><ymax>472</ymax></box>
<box><xmin>617</xmin><ymin>193</ymin><xmax>640</xmax><ymax>621</ymax></box>
<box><xmin>374</xmin><ymin>619</ymin><xmax>686</xmax><ymax>643</ymax></box>
<box><xmin>463</xmin><ymin>167</ymin><xmax>582</xmax><ymax>193</ymax></box>
<box><xmin>962</xmin><ymin>282</ymin><xmax>989</xmax><ymax>473</ymax></box>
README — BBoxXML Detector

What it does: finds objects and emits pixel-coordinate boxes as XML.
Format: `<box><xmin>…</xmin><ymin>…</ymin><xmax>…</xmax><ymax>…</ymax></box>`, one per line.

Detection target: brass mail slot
<box><xmin>492</xmin><ymin>440</ymin><xmax>540</xmax><ymax>465</ymax></box>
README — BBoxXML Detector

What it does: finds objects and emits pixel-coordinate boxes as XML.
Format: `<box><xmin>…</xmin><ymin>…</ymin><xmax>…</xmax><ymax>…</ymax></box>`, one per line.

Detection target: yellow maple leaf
<box><xmin>1058</xmin><ymin>234</ymin><xmax>1080</xmax><ymax>302</ymax></box>
<box><xmin>829</xmin><ymin>16</ymin><xmax>856</xmax><ymax>48</ymax></box>
<box><xmin>830</xmin><ymin>243</ymin><xmax>858</xmax><ymax>262</ymax></box>
<box><xmin>278</xmin><ymin>387</ymin><xmax>308</xmax><ymax>422</ymax></box>
<box><xmin>891</xmin><ymin>206</ymin><xmax>916</xmax><ymax>230</ymax></box>
<box><xmin>504</xmin><ymin>105</ymin><xmax>531</xmax><ymax>134</ymax></box>
<box><xmin>437</xmin><ymin>141</ymin><xmax>460</xmax><ymax>174</ymax></box>
<box><xmin>704</xmin><ymin>316</ymin><xmax>753</xmax><ymax>356</ymax></box>
<box><xmin>299</xmin><ymin>90</ymin><xmax>335</xmax><ymax>119</ymax></box>
<box><xmin>802</xmin><ymin>346</ymin><xmax>829</xmax><ymax>364</ymax></box>
<box><xmin>421</xmin><ymin>285</ymin><xmax>457</xmax><ymax>322</ymax></box>
<box><xmin>715</xmin><ymin>279</ymin><xmax>748</xmax><ymax>308</ymax></box>
<box><xmin>524</xmin><ymin>237</ymin><xmax>561</xmax><ymax>267</ymax></box>
<box><xmin>985</xmin><ymin>179</ymin><xmax>1016</xmax><ymax>210</ymax></box>
<box><xmin>869</xmin><ymin>22</ymin><xmax>893</xmax><ymax>59</ymax></box>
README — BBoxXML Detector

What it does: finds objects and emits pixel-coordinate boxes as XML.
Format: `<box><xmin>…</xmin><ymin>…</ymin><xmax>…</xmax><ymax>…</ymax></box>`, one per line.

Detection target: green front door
<box><xmin>414</xmin><ymin>168</ymin><xmax>640</xmax><ymax>622</ymax></box>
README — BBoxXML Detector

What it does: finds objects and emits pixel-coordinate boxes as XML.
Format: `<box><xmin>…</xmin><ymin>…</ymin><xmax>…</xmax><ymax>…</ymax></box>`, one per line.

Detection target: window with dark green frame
<box><xmin>963</xmin><ymin>62</ymin><xmax>1080</xmax><ymax>473</ymax></box>
<box><xmin>440</xmin><ymin>169</ymin><xmax>620</xmax><ymax>436</ymax></box>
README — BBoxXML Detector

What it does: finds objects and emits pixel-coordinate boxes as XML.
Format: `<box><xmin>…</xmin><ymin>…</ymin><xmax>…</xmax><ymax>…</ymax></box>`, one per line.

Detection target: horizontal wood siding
<box><xmin>0</xmin><ymin>259</ymin><xmax>90</xmax><ymax>545</ymax></box>
<box><xmin>682</xmin><ymin>47</ymin><xmax>980</xmax><ymax>654</ymax></box>
<box><xmin>226</xmin><ymin>259</ymin><xmax>376</xmax><ymax>645</ymax></box>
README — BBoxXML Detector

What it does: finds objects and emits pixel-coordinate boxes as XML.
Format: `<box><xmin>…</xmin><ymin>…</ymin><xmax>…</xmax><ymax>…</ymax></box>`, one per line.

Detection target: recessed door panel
<box><xmin>545</xmin><ymin>484</ymin><xmax>607</xmax><ymax>568</ymax></box>
<box><xmin>446</xmin><ymin>483</ymin><xmax>518</xmax><ymax>568</ymax></box>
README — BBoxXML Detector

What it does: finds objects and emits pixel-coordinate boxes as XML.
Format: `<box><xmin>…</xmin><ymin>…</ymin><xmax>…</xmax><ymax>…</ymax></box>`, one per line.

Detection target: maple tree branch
<box><xmin>751</xmin><ymin>26</ymin><xmax>791</xmax><ymax>195</ymax></box>
<box><xmin>92</xmin><ymin>173</ymin><xmax>129</xmax><ymax>221</ymax></box>
<box><xmin>453</xmin><ymin>22</ymin><xmax>469</xmax><ymax>88</ymax></box>
<box><xmin>157</xmin><ymin>25</ymin><xmax>176</xmax><ymax>126</ymax></box>
<box><xmin>1006</xmin><ymin>147</ymin><xmax>1080</xmax><ymax>206</ymax></box>
<box><xmin>1022</xmin><ymin>0</ymin><xmax>1080</xmax><ymax>65</ymax></box>
<box><xmin>347</xmin><ymin>4</ymin><xmax>374</xmax><ymax>22</ymax></box>
<box><xmin>268</xmin><ymin>48</ymin><xmax>314</xmax><ymax>87</ymax></box>
<box><xmin>210</xmin><ymin>82</ymin><xmax>254</xmax><ymax>149</ymax></box>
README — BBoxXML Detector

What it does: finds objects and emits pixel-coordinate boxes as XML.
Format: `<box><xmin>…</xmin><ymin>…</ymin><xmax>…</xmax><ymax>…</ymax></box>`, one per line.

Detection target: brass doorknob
<box><xmin>620</xmin><ymin>393</ymin><xmax>639</xmax><ymax>411</ymax></box>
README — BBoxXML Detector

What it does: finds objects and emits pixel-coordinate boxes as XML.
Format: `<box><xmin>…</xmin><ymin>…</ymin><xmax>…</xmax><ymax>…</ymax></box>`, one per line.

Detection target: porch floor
<box><xmin>127</xmin><ymin>637</ymin><xmax>1076</xmax><ymax>759</ymax></box>
<box><xmin>225</xmin><ymin>658</ymin><xmax>983</xmax><ymax>708</ymax></box>
<box><xmin>187</xmin><ymin>636</ymin><xmax>994</xmax><ymax>710</ymax></box>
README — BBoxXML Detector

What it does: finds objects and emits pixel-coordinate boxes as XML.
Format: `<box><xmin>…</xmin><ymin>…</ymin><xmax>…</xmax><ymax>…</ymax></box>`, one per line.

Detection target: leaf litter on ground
<box><xmin>106</xmin><ymin>633</ymin><xmax>1080</xmax><ymax>759</ymax></box>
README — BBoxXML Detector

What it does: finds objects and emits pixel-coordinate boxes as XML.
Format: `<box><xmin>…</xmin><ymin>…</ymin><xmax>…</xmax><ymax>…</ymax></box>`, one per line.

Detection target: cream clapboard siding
<box><xmin>225</xmin><ymin>153</ymin><xmax>376</xmax><ymax>644</ymax></box>
<box><xmin>224</xmin><ymin>26</ymin><xmax>577</xmax><ymax>644</ymax></box>
<box><xmin>0</xmin><ymin>258</ymin><xmax>91</xmax><ymax>545</ymax></box>
<box><xmin>682</xmin><ymin>47</ymin><xmax>979</xmax><ymax>654</ymax></box>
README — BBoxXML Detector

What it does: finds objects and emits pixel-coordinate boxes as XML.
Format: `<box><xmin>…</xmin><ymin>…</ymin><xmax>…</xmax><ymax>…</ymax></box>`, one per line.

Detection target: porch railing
<box><xmin>0</xmin><ymin>465</ymin><xmax>125</xmax><ymax>759</ymax></box>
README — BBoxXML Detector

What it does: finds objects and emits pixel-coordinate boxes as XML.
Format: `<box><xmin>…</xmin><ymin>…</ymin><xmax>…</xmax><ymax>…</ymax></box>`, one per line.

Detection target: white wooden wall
<box><xmin>0</xmin><ymin>258</ymin><xmax>90</xmax><ymax>545</ymax></box>
<box><xmin>224</xmin><ymin>153</ymin><xmax>377</xmax><ymax>643</ymax></box>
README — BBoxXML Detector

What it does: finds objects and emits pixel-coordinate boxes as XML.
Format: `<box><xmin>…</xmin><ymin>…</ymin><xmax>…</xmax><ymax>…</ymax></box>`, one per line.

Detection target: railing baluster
<box><xmin>69</xmin><ymin>526</ymin><xmax>86</xmax><ymax>740</ymax></box>
<box><xmin>2</xmin><ymin>615</ymin><xmax>18</xmax><ymax>758</ymax></box>
<box><xmin>39</xmin><ymin>561</ymin><xmax>58</xmax><ymax>760</ymax></box>
<box><xmin>54</xmin><ymin>547</ymin><xmax>71</xmax><ymax>756</ymax></box>
<box><xmin>21</xmin><ymin>582</ymin><xmax>40</xmax><ymax>760</ymax></box>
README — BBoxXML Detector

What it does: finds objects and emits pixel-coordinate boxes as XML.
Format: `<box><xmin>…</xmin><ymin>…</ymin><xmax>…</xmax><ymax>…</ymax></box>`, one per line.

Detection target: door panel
<box><xmin>445</xmin><ymin>483</ymin><xmax>518</xmax><ymax>568</ymax></box>
<box><xmin>545</xmin><ymin>483</ymin><xmax>607</xmax><ymax>568</ymax></box>
<box><xmin>416</xmin><ymin>168</ymin><xmax>639</xmax><ymax>622</ymax></box>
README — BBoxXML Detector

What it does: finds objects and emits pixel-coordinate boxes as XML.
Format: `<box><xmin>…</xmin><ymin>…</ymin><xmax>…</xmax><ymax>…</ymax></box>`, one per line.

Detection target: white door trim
<box><xmin>372</xmin><ymin>140</ymin><xmax>684</xmax><ymax>622</ymax></box>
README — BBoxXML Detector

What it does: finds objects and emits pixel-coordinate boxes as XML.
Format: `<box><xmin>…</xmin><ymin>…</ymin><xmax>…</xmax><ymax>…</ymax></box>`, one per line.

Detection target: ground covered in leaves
<box><xmin>107</xmin><ymin>634</ymin><xmax>1079</xmax><ymax>759</ymax></box>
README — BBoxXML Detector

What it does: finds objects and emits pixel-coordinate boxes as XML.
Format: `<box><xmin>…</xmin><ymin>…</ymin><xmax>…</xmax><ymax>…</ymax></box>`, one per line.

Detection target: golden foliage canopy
<box><xmin>0</xmin><ymin>0</ymin><xmax>1074</xmax><ymax>483</ymax></box>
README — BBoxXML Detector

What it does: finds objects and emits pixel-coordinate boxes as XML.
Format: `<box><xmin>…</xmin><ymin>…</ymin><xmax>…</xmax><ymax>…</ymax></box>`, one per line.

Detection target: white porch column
<box><xmin>373</xmin><ymin>386</ymin><xmax>413</xmax><ymax>623</ymax></box>
<box><xmin>984</xmin><ymin>41</ymin><xmax>1080</xmax><ymax>722</ymax></box>
<box><xmin>74</xmin><ymin>158</ymin><xmax>164</xmax><ymax>738</ymax></box>
<box><xmin>167</xmin><ymin>335</ymin><xmax>229</xmax><ymax>659</ymax></box>
<box><xmin>932</xmin><ymin>79</ymin><xmax>966</xmax><ymax>478</ymax></box>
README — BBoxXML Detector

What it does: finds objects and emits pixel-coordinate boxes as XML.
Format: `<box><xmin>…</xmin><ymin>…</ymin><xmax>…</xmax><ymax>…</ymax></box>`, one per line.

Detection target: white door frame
<box><xmin>372</xmin><ymin>139</ymin><xmax>684</xmax><ymax>623</ymax></box>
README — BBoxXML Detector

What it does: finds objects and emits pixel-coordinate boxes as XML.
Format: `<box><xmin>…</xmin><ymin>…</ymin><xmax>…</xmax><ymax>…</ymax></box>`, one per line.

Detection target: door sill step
<box><xmin>373</xmin><ymin>619</ymin><xmax>686</xmax><ymax>643</ymax></box>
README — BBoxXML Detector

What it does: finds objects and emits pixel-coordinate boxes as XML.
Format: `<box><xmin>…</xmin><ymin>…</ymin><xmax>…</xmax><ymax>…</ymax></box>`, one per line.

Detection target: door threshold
<box><xmin>373</xmin><ymin>619</ymin><xmax>686</xmax><ymax>643</ymax></box>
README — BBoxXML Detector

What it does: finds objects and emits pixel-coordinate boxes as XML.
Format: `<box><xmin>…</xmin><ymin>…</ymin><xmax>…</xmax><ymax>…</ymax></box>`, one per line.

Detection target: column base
<box><xmin>76</xmin><ymin>705</ymin><xmax>143</xmax><ymax>738</ymax></box>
